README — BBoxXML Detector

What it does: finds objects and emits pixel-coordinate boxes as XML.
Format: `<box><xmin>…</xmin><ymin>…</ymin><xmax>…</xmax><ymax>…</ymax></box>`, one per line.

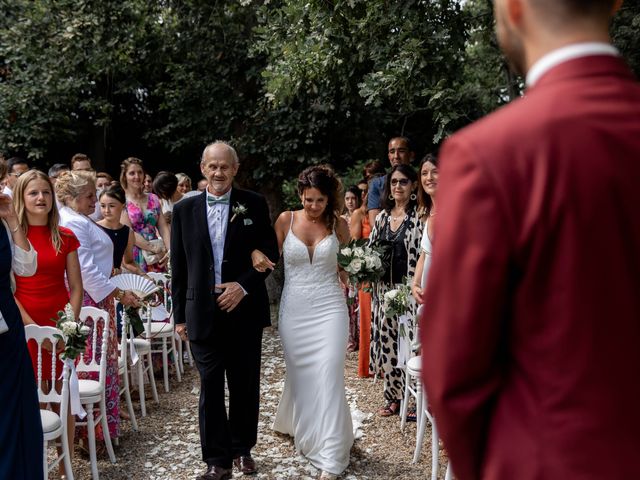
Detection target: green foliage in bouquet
<box><xmin>337</xmin><ymin>239</ymin><xmax>390</xmax><ymax>292</ymax></box>
<box><xmin>52</xmin><ymin>304</ymin><xmax>90</xmax><ymax>361</ymax></box>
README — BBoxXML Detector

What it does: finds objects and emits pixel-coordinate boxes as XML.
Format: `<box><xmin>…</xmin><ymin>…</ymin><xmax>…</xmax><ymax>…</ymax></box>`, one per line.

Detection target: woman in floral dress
<box><xmin>120</xmin><ymin>158</ymin><xmax>171</xmax><ymax>273</ymax></box>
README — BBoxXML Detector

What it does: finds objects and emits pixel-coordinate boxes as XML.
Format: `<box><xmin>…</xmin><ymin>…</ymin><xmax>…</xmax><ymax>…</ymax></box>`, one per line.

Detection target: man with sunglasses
<box><xmin>367</xmin><ymin>136</ymin><xmax>415</xmax><ymax>226</ymax></box>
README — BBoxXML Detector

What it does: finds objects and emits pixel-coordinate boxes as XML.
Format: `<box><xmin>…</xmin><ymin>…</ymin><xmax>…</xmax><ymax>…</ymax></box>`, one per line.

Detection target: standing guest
<box><xmin>48</xmin><ymin>163</ymin><xmax>70</xmax><ymax>187</ymax></box>
<box><xmin>421</xmin><ymin>1</ymin><xmax>640</xmax><ymax>479</ymax></box>
<box><xmin>368</xmin><ymin>164</ymin><xmax>422</xmax><ymax>416</ymax></box>
<box><xmin>143</xmin><ymin>173</ymin><xmax>153</xmax><ymax>194</ymax></box>
<box><xmin>153</xmin><ymin>171</ymin><xmax>183</xmax><ymax>226</ymax></box>
<box><xmin>4</xmin><ymin>157</ymin><xmax>30</xmax><ymax>197</ymax></box>
<box><xmin>197</xmin><ymin>178</ymin><xmax>208</xmax><ymax>192</ymax></box>
<box><xmin>349</xmin><ymin>180</ymin><xmax>373</xmax><ymax>377</ymax></box>
<box><xmin>176</xmin><ymin>173</ymin><xmax>192</xmax><ymax>195</ymax></box>
<box><xmin>342</xmin><ymin>185</ymin><xmax>361</xmax><ymax>352</ymax></box>
<box><xmin>70</xmin><ymin>153</ymin><xmax>92</xmax><ymax>172</ymax></box>
<box><xmin>367</xmin><ymin>137</ymin><xmax>415</xmax><ymax>226</ymax></box>
<box><xmin>96</xmin><ymin>172</ymin><xmax>113</xmax><ymax>193</ymax></box>
<box><xmin>120</xmin><ymin>158</ymin><xmax>170</xmax><ymax>272</ymax></box>
<box><xmin>171</xmin><ymin>141</ymin><xmax>278</xmax><ymax>480</ymax></box>
<box><xmin>0</xmin><ymin>184</ymin><xmax>42</xmax><ymax>479</ymax></box>
<box><xmin>57</xmin><ymin>171</ymin><xmax>140</xmax><ymax>443</ymax></box>
<box><xmin>411</xmin><ymin>154</ymin><xmax>438</xmax><ymax>306</ymax></box>
<box><xmin>12</xmin><ymin>170</ymin><xmax>83</xmax><ymax>465</ymax></box>
<box><xmin>97</xmin><ymin>184</ymin><xmax>146</xmax><ymax>277</ymax></box>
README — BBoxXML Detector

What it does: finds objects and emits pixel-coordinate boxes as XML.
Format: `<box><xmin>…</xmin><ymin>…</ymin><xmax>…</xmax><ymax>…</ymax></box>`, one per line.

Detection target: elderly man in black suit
<box><xmin>171</xmin><ymin>141</ymin><xmax>279</xmax><ymax>480</ymax></box>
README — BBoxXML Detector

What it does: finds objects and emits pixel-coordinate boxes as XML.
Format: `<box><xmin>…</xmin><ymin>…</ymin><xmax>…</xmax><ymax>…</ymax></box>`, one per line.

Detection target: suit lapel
<box><xmin>194</xmin><ymin>192</ymin><xmax>214</xmax><ymax>262</ymax></box>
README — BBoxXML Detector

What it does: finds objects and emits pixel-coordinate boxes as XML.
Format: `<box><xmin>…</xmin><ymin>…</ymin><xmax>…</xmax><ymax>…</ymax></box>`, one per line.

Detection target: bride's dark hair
<box><xmin>297</xmin><ymin>164</ymin><xmax>343</xmax><ymax>231</ymax></box>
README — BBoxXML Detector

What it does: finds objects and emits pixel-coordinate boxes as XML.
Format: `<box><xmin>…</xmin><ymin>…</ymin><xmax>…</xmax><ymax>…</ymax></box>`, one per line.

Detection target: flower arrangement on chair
<box><xmin>53</xmin><ymin>303</ymin><xmax>90</xmax><ymax>361</ymax></box>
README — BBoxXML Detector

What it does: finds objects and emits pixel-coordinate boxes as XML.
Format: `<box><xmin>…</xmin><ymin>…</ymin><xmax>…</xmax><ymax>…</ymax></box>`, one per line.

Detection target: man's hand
<box><xmin>215</xmin><ymin>282</ymin><xmax>246</xmax><ymax>312</ymax></box>
<box><xmin>176</xmin><ymin>323</ymin><xmax>188</xmax><ymax>341</ymax></box>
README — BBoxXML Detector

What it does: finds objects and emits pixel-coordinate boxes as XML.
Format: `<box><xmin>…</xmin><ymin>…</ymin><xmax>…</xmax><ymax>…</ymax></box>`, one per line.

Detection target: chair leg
<box><xmin>430</xmin><ymin>420</ymin><xmax>440</xmax><ymax>480</ymax></box>
<box><xmin>136</xmin><ymin>360</ymin><xmax>146</xmax><ymax>417</ymax></box>
<box><xmin>99</xmin><ymin>396</ymin><xmax>116</xmax><ymax>464</ymax></box>
<box><xmin>122</xmin><ymin>369</ymin><xmax>138</xmax><ymax>431</ymax></box>
<box><xmin>43</xmin><ymin>440</ymin><xmax>48</xmax><ymax>480</ymax></box>
<box><xmin>172</xmin><ymin>335</ymin><xmax>182</xmax><ymax>383</ymax></box>
<box><xmin>86</xmin><ymin>403</ymin><xmax>100</xmax><ymax>480</ymax></box>
<box><xmin>445</xmin><ymin>460</ymin><xmax>453</xmax><ymax>480</ymax></box>
<box><xmin>146</xmin><ymin>351</ymin><xmax>159</xmax><ymax>403</ymax></box>
<box><xmin>400</xmin><ymin>373</ymin><xmax>411</xmax><ymax>432</ymax></box>
<box><xmin>162</xmin><ymin>338</ymin><xmax>169</xmax><ymax>393</ymax></box>
<box><xmin>61</xmin><ymin>418</ymin><xmax>75</xmax><ymax>480</ymax></box>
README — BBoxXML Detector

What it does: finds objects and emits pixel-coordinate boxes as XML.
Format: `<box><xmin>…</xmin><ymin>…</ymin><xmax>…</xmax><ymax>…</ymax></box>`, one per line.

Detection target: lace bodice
<box><xmin>282</xmin><ymin>230</ymin><xmax>341</xmax><ymax>289</ymax></box>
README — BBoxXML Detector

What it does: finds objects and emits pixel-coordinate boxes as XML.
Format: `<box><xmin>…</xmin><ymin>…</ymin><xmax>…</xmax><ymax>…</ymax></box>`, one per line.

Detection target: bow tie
<box><xmin>207</xmin><ymin>193</ymin><xmax>230</xmax><ymax>206</ymax></box>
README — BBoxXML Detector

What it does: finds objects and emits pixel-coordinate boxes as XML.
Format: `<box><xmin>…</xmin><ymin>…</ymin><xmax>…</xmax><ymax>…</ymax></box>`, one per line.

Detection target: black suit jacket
<box><xmin>171</xmin><ymin>188</ymin><xmax>279</xmax><ymax>341</ymax></box>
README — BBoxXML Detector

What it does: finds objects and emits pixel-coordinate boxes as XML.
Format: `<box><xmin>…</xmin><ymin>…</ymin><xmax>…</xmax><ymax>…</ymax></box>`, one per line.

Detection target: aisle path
<box><xmin>70</xmin><ymin>322</ymin><xmax>445</xmax><ymax>479</ymax></box>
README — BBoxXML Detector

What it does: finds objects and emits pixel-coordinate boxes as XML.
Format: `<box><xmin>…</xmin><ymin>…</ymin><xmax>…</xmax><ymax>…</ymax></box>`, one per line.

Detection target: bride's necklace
<box><xmin>304</xmin><ymin>212</ymin><xmax>319</xmax><ymax>223</ymax></box>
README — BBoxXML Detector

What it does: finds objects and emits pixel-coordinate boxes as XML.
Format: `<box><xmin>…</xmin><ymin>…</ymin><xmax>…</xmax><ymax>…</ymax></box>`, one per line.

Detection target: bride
<box><xmin>253</xmin><ymin>165</ymin><xmax>354</xmax><ymax>479</ymax></box>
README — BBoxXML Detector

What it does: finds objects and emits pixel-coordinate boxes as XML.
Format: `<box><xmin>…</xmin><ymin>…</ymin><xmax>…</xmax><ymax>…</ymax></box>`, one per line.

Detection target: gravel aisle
<box><xmin>69</xmin><ymin>320</ymin><xmax>448</xmax><ymax>479</ymax></box>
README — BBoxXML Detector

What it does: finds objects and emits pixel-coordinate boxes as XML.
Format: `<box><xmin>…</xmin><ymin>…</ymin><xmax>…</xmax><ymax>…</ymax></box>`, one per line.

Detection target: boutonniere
<box><xmin>230</xmin><ymin>202</ymin><xmax>248</xmax><ymax>223</ymax></box>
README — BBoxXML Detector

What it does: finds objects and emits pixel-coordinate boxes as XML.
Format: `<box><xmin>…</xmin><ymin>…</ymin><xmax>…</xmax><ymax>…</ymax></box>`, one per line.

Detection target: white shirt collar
<box><xmin>526</xmin><ymin>42</ymin><xmax>619</xmax><ymax>87</ymax></box>
<box><xmin>205</xmin><ymin>187</ymin><xmax>232</xmax><ymax>201</ymax></box>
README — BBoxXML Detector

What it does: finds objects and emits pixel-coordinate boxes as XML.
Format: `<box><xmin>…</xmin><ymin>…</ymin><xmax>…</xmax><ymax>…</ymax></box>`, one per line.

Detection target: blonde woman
<box><xmin>13</xmin><ymin>170</ymin><xmax>83</xmax><ymax>469</ymax></box>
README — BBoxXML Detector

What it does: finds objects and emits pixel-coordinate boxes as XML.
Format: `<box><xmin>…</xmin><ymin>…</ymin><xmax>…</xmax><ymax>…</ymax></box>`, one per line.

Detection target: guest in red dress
<box><xmin>13</xmin><ymin>170</ymin><xmax>83</xmax><ymax>467</ymax></box>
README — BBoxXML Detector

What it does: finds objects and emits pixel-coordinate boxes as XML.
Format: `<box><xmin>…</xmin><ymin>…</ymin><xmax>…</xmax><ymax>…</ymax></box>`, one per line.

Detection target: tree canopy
<box><xmin>0</xmin><ymin>0</ymin><xmax>638</xmax><ymax>203</ymax></box>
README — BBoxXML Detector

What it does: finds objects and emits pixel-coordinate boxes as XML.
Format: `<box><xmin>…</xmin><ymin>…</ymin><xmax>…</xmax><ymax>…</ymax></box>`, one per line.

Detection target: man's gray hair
<box><xmin>201</xmin><ymin>140</ymin><xmax>239</xmax><ymax>166</ymax></box>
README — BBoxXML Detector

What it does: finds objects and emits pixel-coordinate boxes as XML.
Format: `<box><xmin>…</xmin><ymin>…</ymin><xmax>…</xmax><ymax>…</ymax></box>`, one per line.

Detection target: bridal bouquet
<box><xmin>53</xmin><ymin>303</ymin><xmax>90</xmax><ymax>360</ymax></box>
<box><xmin>337</xmin><ymin>239</ymin><xmax>388</xmax><ymax>292</ymax></box>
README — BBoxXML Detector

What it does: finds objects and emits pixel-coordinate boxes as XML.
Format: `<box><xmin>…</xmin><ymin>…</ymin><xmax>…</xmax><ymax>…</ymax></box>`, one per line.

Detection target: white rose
<box><xmin>341</xmin><ymin>247</ymin><xmax>352</xmax><ymax>257</ymax></box>
<box><xmin>349</xmin><ymin>258</ymin><xmax>363</xmax><ymax>273</ymax></box>
<box><xmin>61</xmin><ymin>321</ymin><xmax>79</xmax><ymax>336</ymax></box>
<box><xmin>353</xmin><ymin>247</ymin><xmax>365</xmax><ymax>257</ymax></box>
<box><xmin>387</xmin><ymin>289</ymin><xmax>398</xmax><ymax>300</ymax></box>
<box><xmin>79</xmin><ymin>325</ymin><xmax>91</xmax><ymax>335</ymax></box>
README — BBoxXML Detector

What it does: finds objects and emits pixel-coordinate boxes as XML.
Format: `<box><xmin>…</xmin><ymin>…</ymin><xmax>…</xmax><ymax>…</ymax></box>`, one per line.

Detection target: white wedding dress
<box><xmin>273</xmin><ymin>213</ymin><xmax>354</xmax><ymax>475</ymax></box>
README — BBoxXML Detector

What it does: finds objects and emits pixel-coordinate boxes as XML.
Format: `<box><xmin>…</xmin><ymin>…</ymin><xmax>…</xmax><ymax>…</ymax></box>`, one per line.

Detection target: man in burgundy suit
<box><xmin>421</xmin><ymin>1</ymin><xmax>640</xmax><ymax>479</ymax></box>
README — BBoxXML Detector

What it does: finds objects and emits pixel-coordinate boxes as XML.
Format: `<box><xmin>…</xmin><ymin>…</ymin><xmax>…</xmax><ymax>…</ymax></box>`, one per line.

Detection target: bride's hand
<box><xmin>251</xmin><ymin>249</ymin><xmax>276</xmax><ymax>272</ymax></box>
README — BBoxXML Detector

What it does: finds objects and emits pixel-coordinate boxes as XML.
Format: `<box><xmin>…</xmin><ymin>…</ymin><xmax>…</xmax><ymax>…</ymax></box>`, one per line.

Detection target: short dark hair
<box><xmin>70</xmin><ymin>153</ymin><xmax>91</xmax><ymax>167</ymax></box>
<box><xmin>7</xmin><ymin>157</ymin><xmax>28</xmax><ymax>172</ymax></box>
<box><xmin>382</xmin><ymin>164</ymin><xmax>418</xmax><ymax>212</ymax></box>
<box><xmin>48</xmin><ymin>163</ymin><xmax>69</xmax><ymax>178</ymax></box>
<box><xmin>389</xmin><ymin>136</ymin><xmax>415</xmax><ymax>152</ymax></box>
<box><xmin>153</xmin><ymin>171</ymin><xmax>179</xmax><ymax>200</ymax></box>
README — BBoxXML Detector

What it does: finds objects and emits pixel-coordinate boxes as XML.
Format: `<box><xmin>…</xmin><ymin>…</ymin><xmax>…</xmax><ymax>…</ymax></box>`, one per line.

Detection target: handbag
<box><xmin>141</xmin><ymin>239</ymin><xmax>166</xmax><ymax>265</ymax></box>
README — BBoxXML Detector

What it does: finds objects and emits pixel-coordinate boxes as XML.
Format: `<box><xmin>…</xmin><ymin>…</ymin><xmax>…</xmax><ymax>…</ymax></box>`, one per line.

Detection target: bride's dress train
<box><xmin>273</xmin><ymin>215</ymin><xmax>354</xmax><ymax>475</ymax></box>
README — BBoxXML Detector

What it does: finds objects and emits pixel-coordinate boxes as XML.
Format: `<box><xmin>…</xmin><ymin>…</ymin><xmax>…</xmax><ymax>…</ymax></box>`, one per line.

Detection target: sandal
<box><xmin>378</xmin><ymin>400</ymin><xmax>401</xmax><ymax>417</ymax></box>
<box><xmin>406</xmin><ymin>407</ymin><xmax>417</xmax><ymax>422</ymax></box>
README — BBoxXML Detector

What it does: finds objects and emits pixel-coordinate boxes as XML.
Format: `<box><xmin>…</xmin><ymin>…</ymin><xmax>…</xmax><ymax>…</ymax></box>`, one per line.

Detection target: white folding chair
<box><xmin>25</xmin><ymin>325</ymin><xmax>75</xmax><ymax>480</ymax></box>
<box><xmin>144</xmin><ymin>272</ymin><xmax>182</xmax><ymax>392</ymax></box>
<box><xmin>77</xmin><ymin>307</ymin><xmax>116</xmax><ymax>479</ymax></box>
<box><xmin>115</xmin><ymin>301</ymin><xmax>138</xmax><ymax>433</ymax></box>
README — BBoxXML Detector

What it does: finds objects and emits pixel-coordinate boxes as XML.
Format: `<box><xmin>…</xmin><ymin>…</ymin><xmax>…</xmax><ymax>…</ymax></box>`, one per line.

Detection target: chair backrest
<box><xmin>24</xmin><ymin>324</ymin><xmax>70</xmax><ymax>418</ymax></box>
<box><xmin>77</xmin><ymin>306</ymin><xmax>110</xmax><ymax>385</ymax></box>
<box><xmin>146</xmin><ymin>272</ymin><xmax>172</xmax><ymax>316</ymax></box>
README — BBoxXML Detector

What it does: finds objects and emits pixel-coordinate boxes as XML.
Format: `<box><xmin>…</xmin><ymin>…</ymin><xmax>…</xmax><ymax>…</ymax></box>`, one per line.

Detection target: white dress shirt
<box><xmin>205</xmin><ymin>189</ymin><xmax>231</xmax><ymax>293</ymax></box>
<box><xmin>59</xmin><ymin>206</ymin><xmax>115</xmax><ymax>303</ymax></box>
<box><xmin>526</xmin><ymin>42</ymin><xmax>619</xmax><ymax>87</ymax></box>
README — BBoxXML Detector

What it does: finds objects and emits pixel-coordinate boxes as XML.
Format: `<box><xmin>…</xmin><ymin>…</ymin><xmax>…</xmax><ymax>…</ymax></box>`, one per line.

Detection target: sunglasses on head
<box><xmin>390</xmin><ymin>178</ymin><xmax>410</xmax><ymax>186</ymax></box>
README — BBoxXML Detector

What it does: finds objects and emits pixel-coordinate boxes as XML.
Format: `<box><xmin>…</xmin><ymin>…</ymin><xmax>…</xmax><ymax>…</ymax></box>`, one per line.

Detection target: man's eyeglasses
<box><xmin>9</xmin><ymin>172</ymin><xmax>24</xmax><ymax>177</ymax></box>
<box><xmin>390</xmin><ymin>178</ymin><xmax>410</xmax><ymax>186</ymax></box>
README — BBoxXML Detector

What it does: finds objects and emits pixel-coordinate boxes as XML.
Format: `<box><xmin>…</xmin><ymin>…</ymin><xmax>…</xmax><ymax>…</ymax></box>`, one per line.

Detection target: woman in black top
<box><xmin>97</xmin><ymin>183</ymin><xmax>146</xmax><ymax>277</ymax></box>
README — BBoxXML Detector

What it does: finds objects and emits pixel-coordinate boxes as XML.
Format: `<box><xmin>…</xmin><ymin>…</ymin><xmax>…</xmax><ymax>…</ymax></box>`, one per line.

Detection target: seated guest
<box><xmin>56</xmin><ymin>171</ymin><xmax>140</xmax><ymax>442</ymax></box>
<box><xmin>12</xmin><ymin>170</ymin><xmax>83</xmax><ymax>467</ymax></box>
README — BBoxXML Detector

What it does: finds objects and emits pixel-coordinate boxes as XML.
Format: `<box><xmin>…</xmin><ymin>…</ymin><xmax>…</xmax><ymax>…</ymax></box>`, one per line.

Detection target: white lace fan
<box><xmin>111</xmin><ymin>273</ymin><xmax>160</xmax><ymax>299</ymax></box>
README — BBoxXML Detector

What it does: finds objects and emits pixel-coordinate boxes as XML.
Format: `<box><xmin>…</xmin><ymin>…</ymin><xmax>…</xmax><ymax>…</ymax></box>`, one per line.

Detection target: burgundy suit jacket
<box><xmin>421</xmin><ymin>55</ymin><xmax>640</xmax><ymax>480</ymax></box>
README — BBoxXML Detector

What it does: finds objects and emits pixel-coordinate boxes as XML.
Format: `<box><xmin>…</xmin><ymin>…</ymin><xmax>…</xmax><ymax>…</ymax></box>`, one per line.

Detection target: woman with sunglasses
<box><xmin>368</xmin><ymin>164</ymin><xmax>423</xmax><ymax>416</ymax></box>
